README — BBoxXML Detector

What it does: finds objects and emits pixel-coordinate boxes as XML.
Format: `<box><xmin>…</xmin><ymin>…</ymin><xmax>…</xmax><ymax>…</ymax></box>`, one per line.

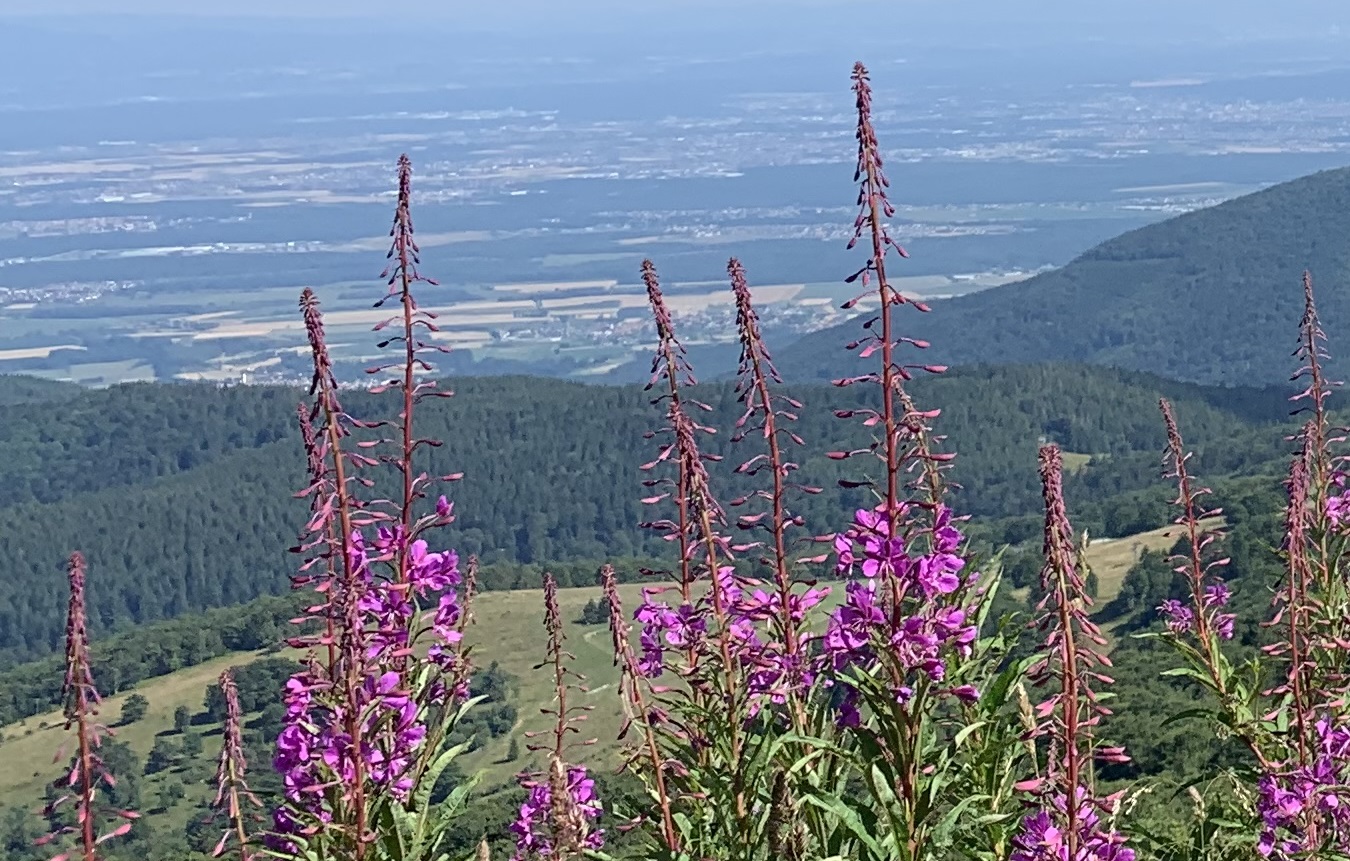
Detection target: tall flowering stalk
<box><xmin>1267</xmin><ymin>442</ymin><xmax>1319</xmax><ymax>764</ymax></box>
<box><xmin>266</xmin><ymin>157</ymin><xmax>477</xmax><ymax>861</ymax></box>
<box><xmin>824</xmin><ymin>65</ymin><xmax>969</xmax><ymax>713</ymax></box>
<box><xmin>614</xmin><ymin>258</ymin><xmax>830</xmax><ymax>858</ymax></box>
<box><xmin>210</xmin><ymin>669</ymin><xmax>262</xmax><ymax>860</ymax></box>
<box><xmin>510</xmin><ymin>574</ymin><xmax>603</xmax><ymax>861</ymax></box>
<box><xmin>1247</xmin><ymin>273</ymin><xmax>1350</xmax><ymax>858</ymax></box>
<box><xmin>1293</xmin><ymin>271</ymin><xmax>1337</xmax><ymax>509</ymax></box>
<box><xmin>800</xmin><ymin>62</ymin><xmax>1018</xmax><ymax>861</ymax></box>
<box><xmin>1250</xmin><ymin>438</ymin><xmax>1350</xmax><ymax>858</ymax></box>
<box><xmin>1150</xmin><ymin>400</ymin><xmax>1270</xmax><ymax>766</ymax></box>
<box><xmin>636</xmin><ymin>259</ymin><xmax>744</xmax><ymax>689</ymax></box>
<box><xmin>1156</xmin><ymin>399</ymin><xmax>1237</xmax><ymax>648</ymax></box>
<box><xmin>1010</xmin><ymin>447</ymin><xmax>1132</xmax><ymax>861</ymax></box>
<box><xmin>830</xmin><ymin>62</ymin><xmax>951</xmax><ymax>521</ymax></box>
<box><xmin>272</xmin><ymin>287</ymin><xmax>375</xmax><ymax>854</ymax></box>
<box><xmin>638</xmin><ymin>266</ymin><xmax>743</xmax><ymax>681</ymax></box>
<box><xmin>636</xmin><ymin>259</ymin><xmax>757</xmax><ymax>831</ymax></box>
<box><xmin>368</xmin><ymin>154</ymin><xmax>459</xmax><ymax>586</ymax></box>
<box><xmin>600</xmin><ymin>566</ymin><xmax>679</xmax><ymax>855</ymax></box>
<box><xmin>728</xmin><ymin>256</ymin><xmax>828</xmax><ymax>725</ymax></box>
<box><xmin>36</xmin><ymin>552</ymin><xmax>138</xmax><ymax>861</ymax></box>
<box><xmin>1144</xmin><ymin>274</ymin><xmax>1350</xmax><ymax>859</ymax></box>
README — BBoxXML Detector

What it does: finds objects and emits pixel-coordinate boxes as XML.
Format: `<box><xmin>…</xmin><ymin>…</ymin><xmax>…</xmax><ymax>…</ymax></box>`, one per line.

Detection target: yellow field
<box><xmin>492</xmin><ymin>279</ymin><xmax>620</xmax><ymax>294</ymax></box>
<box><xmin>153</xmin><ymin>279</ymin><xmax>812</xmax><ymax>347</ymax></box>
<box><xmin>0</xmin><ymin>344</ymin><xmax>87</xmax><ymax>361</ymax></box>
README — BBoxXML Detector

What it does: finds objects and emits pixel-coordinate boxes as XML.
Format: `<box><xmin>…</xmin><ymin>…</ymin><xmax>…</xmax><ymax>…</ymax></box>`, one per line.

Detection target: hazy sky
<box><xmin>4</xmin><ymin>0</ymin><xmax>824</xmax><ymax>19</ymax></box>
<box><xmin>1</xmin><ymin>0</ymin><xmax>1348</xmax><ymax>55</ymax></box>
<box><xmin>3</xmin><ymin>0</ymin><xmax>1348</xmax><ymax>33</ymax></box>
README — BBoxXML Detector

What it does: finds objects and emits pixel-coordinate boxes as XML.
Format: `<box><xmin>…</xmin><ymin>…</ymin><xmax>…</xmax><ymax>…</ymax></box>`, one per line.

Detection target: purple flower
<box><xmin>274</xmin><ymin>527</ymin><xmax>467</xmax><ymax>822</ymax></box>
<box><xmin>1009</xmin><ymin>811</ymin><xmax>1063</xmax><ymax>861</ymax></box>
<box><xmin>822</xmin><ymin>579</ymin><xmax>884</xmax><ymax>671</ymax></box>
<box><xmin>1213</xmin><ymin>612</ymin><xmax>1235</xmax><ymax>640</ymax></box>
<box><xmin>1010</xmin><ymin>792</ymin><xmax>1135</xmax><ymax>861</ymax></box>
<box><xmin>824</xmin><ymin>504</ymin><xmax>980</xmax><ymax>719</ymax></box>
<box><xmin>951</xmin><ymin>684</ymin><xmax>980</xmax><ymax>704</ymax></box>
<box><xmin>1256</xmin><ymin>717</ymin><xmax>1350</xmax><ymax>858</ymax></box>
<box><xmin>509</xmin><ymin>764</ymin><xmax>604</xmax><ymax>860</ymax></box>
<box><xmin>633</xmin><ymin>592</ymin><xmax>708</xmax><ymax>679</ymax></box>
<box><xmin>1157</xmin><ymin>599</ymin><xmax>1194</xmax><ymax>634</ymax></box>
<box><xmin>1327</xmin><ymin>472</ymin><xmax>1350</xmax><ymax>528</ymax></box>
<box><xmin>1203</xmin><ymin>580</ymin><xmax>1231</xmax><ymax>608</ymax></box>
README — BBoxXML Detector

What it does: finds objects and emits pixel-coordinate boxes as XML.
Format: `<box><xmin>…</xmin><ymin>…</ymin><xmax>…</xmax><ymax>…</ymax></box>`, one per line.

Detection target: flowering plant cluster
<box><xmin>252</xmin><ymin>156</ymin><xmax>481</xmax><ymax>861</ymax></box>
<box><xmin>32</xmin><ymin>60</ymin><xmax>1350</xmax><ymax>861</ymax></box>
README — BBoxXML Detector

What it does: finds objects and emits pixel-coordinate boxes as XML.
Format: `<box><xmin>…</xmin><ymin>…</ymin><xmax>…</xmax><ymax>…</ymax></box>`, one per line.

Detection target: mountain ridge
<box><xmin>775</xmin><ymin>164</ymin><xmax>1350</xmax><ymax>385</ymax></box>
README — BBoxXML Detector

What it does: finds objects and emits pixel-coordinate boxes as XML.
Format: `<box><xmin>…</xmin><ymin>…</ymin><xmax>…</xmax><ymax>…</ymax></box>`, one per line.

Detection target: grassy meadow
<box><xmin>0</xmin><ymin>521</ymin><xmax>1181</xmax><ymax>837</ymax></box>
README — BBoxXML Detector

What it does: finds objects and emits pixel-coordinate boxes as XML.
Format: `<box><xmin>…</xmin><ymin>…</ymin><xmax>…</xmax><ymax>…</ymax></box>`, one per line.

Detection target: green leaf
<box><xmin>1160</xmin><ymin>708</ymin><xmax>1216</xmax><ymax>728</ymax></box>
<box><xmin>799</xmin><ymin>793</ymin><xmax>887</xmax><ymax>861</ymax></box>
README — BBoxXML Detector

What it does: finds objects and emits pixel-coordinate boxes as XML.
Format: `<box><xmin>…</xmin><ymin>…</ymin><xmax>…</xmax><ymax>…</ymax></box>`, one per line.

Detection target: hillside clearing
<box><xmin>1085</xmin><ymin>517</ymin><xmax>1225</xmax><ymax>604</ymax></box>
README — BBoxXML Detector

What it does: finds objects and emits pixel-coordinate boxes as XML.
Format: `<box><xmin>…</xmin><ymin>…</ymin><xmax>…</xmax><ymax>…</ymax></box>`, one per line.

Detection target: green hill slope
<box><xmin>0</xmin><ymin>366</ymin><xmax>1294</xmax><ymax>668</ymax></box>
<box><xmin>776</xmin><ymin>165</ymin><xmax>1350</xmax><ymax>386</ymax></box>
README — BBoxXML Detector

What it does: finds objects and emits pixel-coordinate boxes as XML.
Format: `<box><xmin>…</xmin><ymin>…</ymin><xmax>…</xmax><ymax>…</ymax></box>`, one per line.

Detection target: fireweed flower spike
<box><xmin>1012</xmin><ymin>447</ymin><xmax>1132</xmax><ymax>861</ymax></box>
<box><xmin>1150</xmin><ymin>398</ymin><xmax>1286</xmax><ymax>778</ymax></box>
<box><xmin>36</xmin><ymin>552</ymin><xmax>138</xmax><ymax>861</ymax></box>
<box><xmin>728</xmin><ymin>256</ymin><xmax>828</xmax><ymax>719</ymax></box>
<box><xmin>1251</xmin><ymin>440</ymin><xmax>1350</xmax><ymax>859</ymax></box>
<box><xmin>1157</xmin><ymin>399</ymin><xmax>1237</xmax><ymax>649</ymax></box>
<box><xmin>637</xmin><ymin>261</ymin><xmax>724</xmax><ymax>594</ymax></box>
<box><xmin>273</xmin><ymin>291</ymin><xmax>373</xmax><ymax>854</ymax></box>
<box><xmin>635</xmin><ymin>258</ymin><xmax>709</xmax><ymax>680</ymax></box>
<box><xmin>1249</xmin><ymin>275</ymin><xmax>1350</xmax><ymax>860</ymax></box>
<box><xmin>632</xmin><ymin>258</ymin><xmax>786</xmax><ymax>852</ymax></box>
<box><xmin>802</xmin><ymin>65</ymin><xmax>1016</xmax><ymax>861</ymax></box>
<box><xmin>1292</xmin><ymin>271</ymin><xmax>1339</xmax><ymax>501</ymax></box>
<box><xmin>823</xmin><ymin>63</ymin><xmax>975</xmax><ymax>715</ymax></box>
<box><xmin>825</xmin><ymin>72</ymin><xmax>963</xmax><ymax>751</ymax></box>
<box><xmin>829</xmin><ymin>62</ymin><xmax>951</xmax><ymax>523</ymax></box>
<box><xmin>510</xmin><ymin>574</ymin><xmax>603</xmax><ymax>861</ymax></box>
<box><xmin>270</xmin><ymin>158</ymin><xmax>470</xmax><ymax>860</ymax></box>
<box><xmin>1265</xmin><ymin>443</ymin><xmax>1319</xmax><ymax>765</ymax></box>
<box><xmin>637</xmin><ymin>258</ymin><xmax>750</xmax><ymax>692</ymax></box>
<box><xmin>292</xmin><ymin>288</ymin><xmax>365</xmax><ymax>683</ymax></box>
<box><xmin>366</xmin><ymin>154</ymin><xmax>460</xmax><ymax>587</ymax></box>
<box><xmin>210</xmin><ymin>670</ymin><xmax>262</xmax><ymax>861</ymax></box>
<box><xmin>601</xmin><ymin>565</ymin><xmax>679</xmax><ymax>854</ymax></box>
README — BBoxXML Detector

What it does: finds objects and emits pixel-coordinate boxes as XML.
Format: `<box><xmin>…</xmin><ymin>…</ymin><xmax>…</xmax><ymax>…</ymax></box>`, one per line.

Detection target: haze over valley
<box><xmin>4</xmin><ymin>7</ymin><xmax>1350</xmax><ymax>384</ymax></box>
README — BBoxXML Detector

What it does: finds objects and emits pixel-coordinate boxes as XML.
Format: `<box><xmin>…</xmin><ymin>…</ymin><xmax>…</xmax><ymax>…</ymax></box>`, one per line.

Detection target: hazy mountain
<box><xmin>776</xmin><ymin>165</ymin><xmax>1350</xmax><ymax>386</ymax></box>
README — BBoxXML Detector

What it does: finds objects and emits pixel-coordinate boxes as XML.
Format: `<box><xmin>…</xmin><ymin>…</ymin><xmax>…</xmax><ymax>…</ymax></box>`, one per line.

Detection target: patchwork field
<box><xmin>0</xmin><ymin>262</ymin><xmax>1021</xmax><ymax>386</ymax></box>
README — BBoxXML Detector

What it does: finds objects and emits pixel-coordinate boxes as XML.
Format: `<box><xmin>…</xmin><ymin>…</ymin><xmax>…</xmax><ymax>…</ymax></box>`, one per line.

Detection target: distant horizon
<box><xmin>2</xmin><ymin>1</ymin><xmax>1348</xmax><ymax>45</ymax></box>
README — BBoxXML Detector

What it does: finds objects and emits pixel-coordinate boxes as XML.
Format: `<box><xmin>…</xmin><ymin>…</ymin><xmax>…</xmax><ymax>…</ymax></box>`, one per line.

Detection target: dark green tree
<box><xmin>118</xmin><ymin>693</ymin><xmax>149</xmax><ymax>726</ymax></box>
<box><xmin>145</xmin><ymin>737</ymin><xmax>178</xmax><ymax>776</ymax></box>
<box><xmin>180</xmin><ymin>730</ymin><xmax>203</xmax><ymax>758</ymax></box>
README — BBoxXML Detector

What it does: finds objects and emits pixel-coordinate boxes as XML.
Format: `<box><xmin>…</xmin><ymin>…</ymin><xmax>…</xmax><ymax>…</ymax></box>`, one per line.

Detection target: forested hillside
<box><xmin>775</xmin><ymin>165</ymin><xmax>1350</xmax><ymax>386</ymax></box>
<box><xmin>0</xmin><ymin>365</ymin><xmax>1296</xmax><ymax>667</ymax></box>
